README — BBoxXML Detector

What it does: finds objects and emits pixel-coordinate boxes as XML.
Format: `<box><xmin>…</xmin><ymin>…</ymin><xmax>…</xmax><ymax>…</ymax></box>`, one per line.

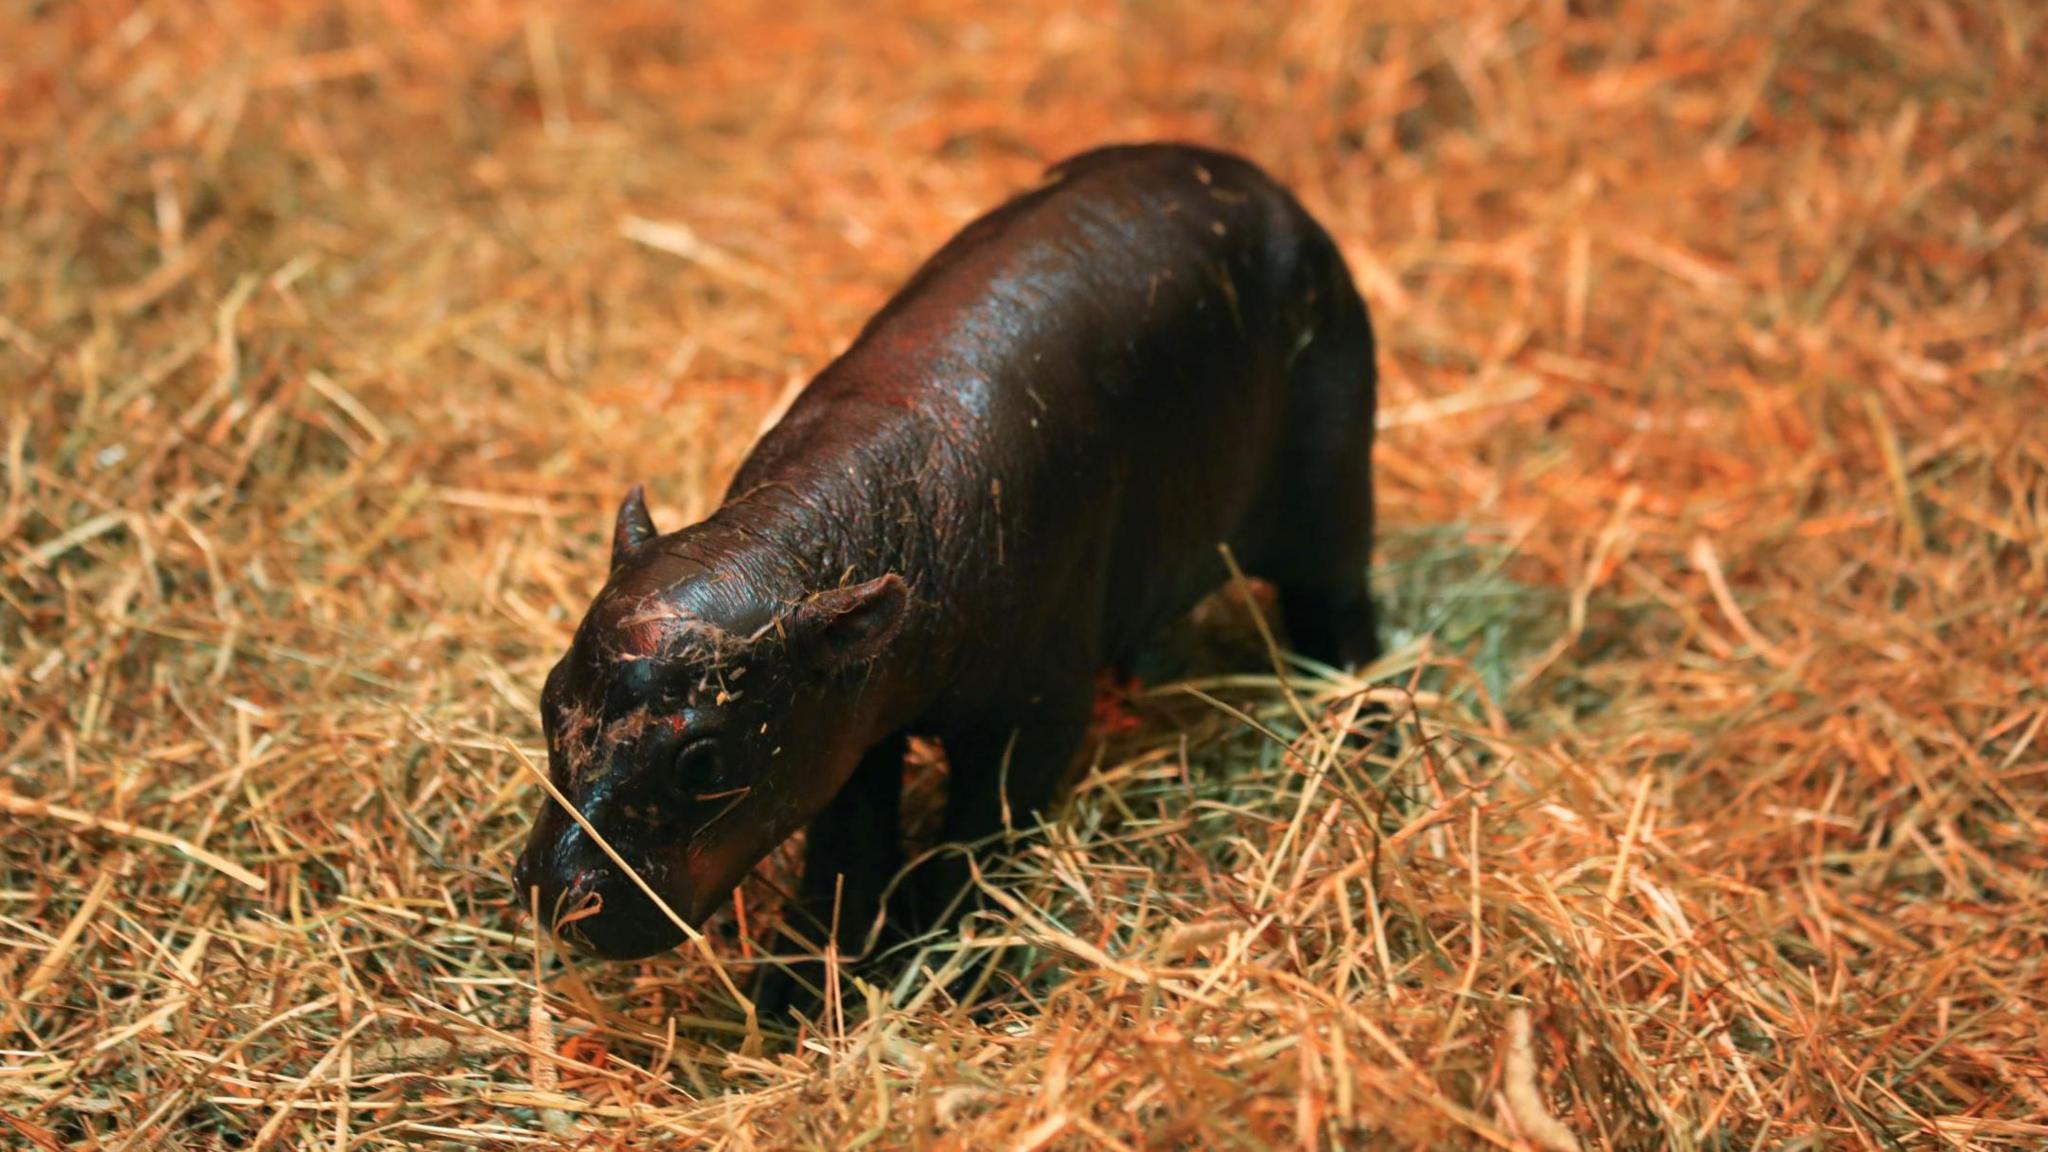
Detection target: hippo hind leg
<box><xmin>1264</xmin><ymin>283</ymin><xmax>1381</xmax><ymax>670</ymax></box>
<box><xmin>1280</xmin><ymin>583</ymin><xmax>1380</xmax><ymax>670</ymax></box>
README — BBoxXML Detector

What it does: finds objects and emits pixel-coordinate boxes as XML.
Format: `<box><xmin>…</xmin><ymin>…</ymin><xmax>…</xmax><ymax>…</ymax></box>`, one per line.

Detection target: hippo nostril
<box><xmin>548</xmin><ymin>868</ymin><xmax>607</xmax><ymax>929</ymax></box>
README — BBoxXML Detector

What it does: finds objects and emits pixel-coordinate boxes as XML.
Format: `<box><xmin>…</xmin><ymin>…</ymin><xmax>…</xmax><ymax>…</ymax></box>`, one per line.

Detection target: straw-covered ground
<box><xmin>4</xmin><ymin>0</ymin><xmax>2044</xmax><ymax>1147</ymax></box>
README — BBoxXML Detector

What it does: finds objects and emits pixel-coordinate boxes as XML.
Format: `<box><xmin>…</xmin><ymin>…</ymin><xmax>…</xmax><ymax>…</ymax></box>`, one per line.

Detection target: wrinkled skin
<box><xmin>514</xmin><ymin>143</ymin><xmax>1380</xmax><ymax>1003</ymax></box>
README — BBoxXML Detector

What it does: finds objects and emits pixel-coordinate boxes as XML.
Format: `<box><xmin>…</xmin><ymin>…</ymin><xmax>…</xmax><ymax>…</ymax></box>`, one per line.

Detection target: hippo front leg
<box><xmin>899</xmin><ymin>683</ymin><xmax>1096</xmax><ymax>934</ymax></box>
<box><xmin>756</xmin><ymin>731</ymin><xmax>907</xmax><ymax>1019</ymax></box>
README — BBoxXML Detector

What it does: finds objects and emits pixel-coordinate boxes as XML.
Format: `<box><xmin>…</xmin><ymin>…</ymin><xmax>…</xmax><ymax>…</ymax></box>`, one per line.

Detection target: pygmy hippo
<box><xmin>512</xmin><ymin>143</ymin><xmax>1379</xmax><ymax>1001</ymax></box>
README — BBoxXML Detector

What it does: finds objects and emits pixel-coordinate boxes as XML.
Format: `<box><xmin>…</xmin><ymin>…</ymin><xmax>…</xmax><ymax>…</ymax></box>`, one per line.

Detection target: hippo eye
<box><xmin>671</xmin><ymin>739</ymin><xmax>718</xmax><ymax>782</ymax></box>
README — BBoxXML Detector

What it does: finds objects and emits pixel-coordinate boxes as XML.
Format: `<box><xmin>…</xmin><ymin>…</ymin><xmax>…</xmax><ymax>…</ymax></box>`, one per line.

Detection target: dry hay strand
<box><xmin>3</xmin><ymin>0</ymin><xmax>2045</xmax><ymax>1148</ymax></box>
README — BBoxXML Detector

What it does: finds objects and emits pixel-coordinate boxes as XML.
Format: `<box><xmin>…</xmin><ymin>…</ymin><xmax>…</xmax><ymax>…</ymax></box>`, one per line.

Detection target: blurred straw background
<box><xmin>2</xmin><ymin>0</ymin><xmax>2044</xmax><ymax>1147</ymax></box>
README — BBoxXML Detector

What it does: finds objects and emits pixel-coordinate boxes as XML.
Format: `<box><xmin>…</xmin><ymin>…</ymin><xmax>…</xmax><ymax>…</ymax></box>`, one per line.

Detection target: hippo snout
<box><xmin>508</xmin><ymin>847</ymin><xmax>544</xmax><ymax>902</ymax></box>
<box><xmin>512</xmin><ymin>823</ymin><xmax>689</xmax><ymax>961</ymax></box>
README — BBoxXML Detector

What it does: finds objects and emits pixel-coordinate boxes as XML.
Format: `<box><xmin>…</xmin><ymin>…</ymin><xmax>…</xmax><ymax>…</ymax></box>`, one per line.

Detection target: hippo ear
<box><xmin>611</xmin><ymin>484</ymin><xmax>658</xmax><ymax>570</ymax></box>
<box><xmin>786</xmin><ymin>574</ymin><xmax>909</xmax><ymax>670</ymax></box>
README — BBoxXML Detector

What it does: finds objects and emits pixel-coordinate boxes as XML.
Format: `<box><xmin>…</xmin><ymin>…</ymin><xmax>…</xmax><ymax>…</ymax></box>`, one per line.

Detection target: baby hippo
<box><xmin>512</xmin><ymin>143</ymin><xmax>1379</xmax><ymax>997</ymax></box>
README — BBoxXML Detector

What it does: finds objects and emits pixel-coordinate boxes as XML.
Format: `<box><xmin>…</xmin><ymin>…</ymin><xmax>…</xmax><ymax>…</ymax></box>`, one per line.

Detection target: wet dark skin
<box><xmin>512</xmin><ymin>143</ymin><xmax>1379</xmax><ymax>1013</ymax></box>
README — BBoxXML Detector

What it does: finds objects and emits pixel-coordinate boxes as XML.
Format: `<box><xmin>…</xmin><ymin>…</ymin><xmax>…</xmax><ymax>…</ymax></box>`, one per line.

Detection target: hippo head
<box><xmin>512</xmin><ymin>485</ymin><xmax>908</xmax><ymax>960</ymax></box>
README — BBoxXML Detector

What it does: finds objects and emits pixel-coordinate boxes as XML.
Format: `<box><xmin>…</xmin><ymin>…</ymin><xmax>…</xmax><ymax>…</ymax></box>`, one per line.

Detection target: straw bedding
<box><xmin>3</xmin><ymin>0</ymin><xmax>2043</xmax><ymax>1147</ymax></box>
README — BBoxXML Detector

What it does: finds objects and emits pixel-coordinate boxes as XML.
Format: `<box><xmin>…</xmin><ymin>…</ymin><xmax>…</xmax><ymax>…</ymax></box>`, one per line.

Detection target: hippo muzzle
<box><xmin>512</xmin><ymin>799</ymin><xmax>711</xmax><ymax>960</ymax></box>
<box><xmin>511</xmin><ymin>779</ymin><xmax>785</xmax><ymax>960</ymax></box>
